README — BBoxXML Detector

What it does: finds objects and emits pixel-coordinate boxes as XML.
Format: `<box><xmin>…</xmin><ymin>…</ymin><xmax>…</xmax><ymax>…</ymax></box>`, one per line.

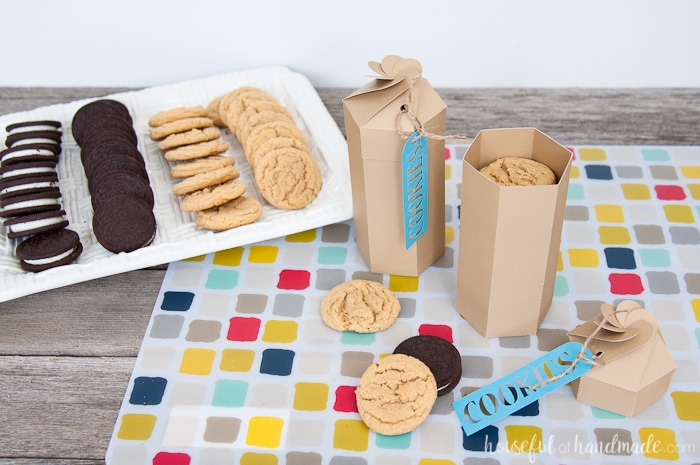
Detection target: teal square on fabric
<box><xmin>340</xmin><ymin>332</ymin><xmax>375</xmax><ymax>345</ymax></box>
<box><xmin>212</xmin><ymin>379</ymin><xmax>248</xmax><ymax>407</ymax></box>
<box><xmin>639</xmin><ymin>249</ymin><xmax>671</xmax><ymax>267</ymax></box>
<box><xmin>205</xmin><ymin>269</ymin><xmax>239</xmax><ymax>290</ymax></box>
<box><xmin>641</xmin><ymin>148</ymin><xmax>670</xmax><ymax>161</ymax></box>
<box><xmin>376</xmin><ymin>431</ymin><xmax>411</xmax><ymax>449</ymax></box>
<box><xmin>591</xmin><ymin>406</ymin><xmax>625</xmax><ymax>419</ymax></box>
<box><xmin>317</xmin><ymin>247</ymin><xmax>347</xmax><ymax>265</ymax></box>
<box><xmin>568</xmin><ymin>183</ymin><xmax>585</xmax><ymax>201</ymax></box>
<box><xmin>553</xmin><ymin>275</ymin><xmax>569</xmax><ymax>297</ymax></box>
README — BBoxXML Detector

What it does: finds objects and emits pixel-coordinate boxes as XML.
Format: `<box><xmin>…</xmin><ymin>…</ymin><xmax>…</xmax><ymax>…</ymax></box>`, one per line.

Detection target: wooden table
<box><xmin>1</xmin><ymin>86</ymin><xmax>698</xmax><ymax>464</ymax></box>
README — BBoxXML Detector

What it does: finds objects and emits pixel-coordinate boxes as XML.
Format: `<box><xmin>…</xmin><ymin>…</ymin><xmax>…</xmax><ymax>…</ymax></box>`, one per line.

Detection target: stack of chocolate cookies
<box><xmin>72</xmin><ymin>99</ymin><xmax>156</xmax><ymax>253</ymax></box>
<box><xmin>0</xmin><ymin>120</ymin><xmax>83</xmax><ymax>271</ymax></box>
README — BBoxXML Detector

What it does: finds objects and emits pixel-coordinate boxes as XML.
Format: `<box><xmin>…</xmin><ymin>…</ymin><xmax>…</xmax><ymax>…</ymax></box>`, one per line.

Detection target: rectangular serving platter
<box><xmin>0</xmin><ymin>66</ymin><xmax>353</xmax><ymax>302</ymax></box>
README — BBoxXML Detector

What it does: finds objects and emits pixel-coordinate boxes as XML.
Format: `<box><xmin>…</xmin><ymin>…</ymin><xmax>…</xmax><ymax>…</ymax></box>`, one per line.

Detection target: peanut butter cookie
<box><xmin>479</xmin><ymin>156</ymin><xmax>556</xmax><ymax>186</ymax></box>
<box><xmin>356</xmin><ymin>354</ymin><xmax>437</xmax><ymax>435</ymax></box>
<box><xmin>321</xmin><ymin>279</ymin><xmax>400</xmax><ymax>333</ymax></box>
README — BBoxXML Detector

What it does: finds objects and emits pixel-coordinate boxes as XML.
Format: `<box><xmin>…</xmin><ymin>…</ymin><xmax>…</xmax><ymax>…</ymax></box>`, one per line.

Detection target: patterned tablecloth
<box><xmin>106</xmin><ymin>144</ymin><xmax>700</xmax><ymax>465</ymax></box>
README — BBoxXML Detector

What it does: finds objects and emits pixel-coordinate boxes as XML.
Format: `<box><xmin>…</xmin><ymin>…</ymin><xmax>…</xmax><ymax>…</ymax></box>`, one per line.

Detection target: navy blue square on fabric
<box><xmin>604</xmin><ymin>247</ymin><xmax>637</xmax><ymax>269</ymax></box>
<box><xmin>584</xmin><ymin>164</ymin><xmax>614</xmax><ymax>180</ymax></box>
<box><xmin>129</xmin><ymin>376</ymin><xmax>167</xmax><ymax>405</ymax></box>
<box><xmin>463</xmin><ymin>424</ymin><xmax>499</xmax><ymax>451</ymax></box>
<box><xmin>161</xmin><ymin>291</ymin><xmax>195</xmax><ymax>311</ymax></box>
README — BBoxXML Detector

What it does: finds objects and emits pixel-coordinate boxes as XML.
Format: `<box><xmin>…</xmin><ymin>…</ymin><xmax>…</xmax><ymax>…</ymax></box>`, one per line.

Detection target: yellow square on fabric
<box><xmin>568</xmin><ymin>248</ymin><xmax>599</xmax><ymax>267</ymax></box>
<box><xmin>570</xmin><ymin>165</ymin><xmax>580</xmax><ymax>179</ymax></box>
<box><xmin>670</xmin><ymin>391</ymin><xmax>700</xmax><ymax>421</ymax></box>
<box><xmin>179</xmin><ymin>348</ymin><xmax>216</xmax><ymax>375</ymax></box>
<box><xmin>557</xmin><ymin>251</ymin><xmax>564</xmax><ymax>271</ymax></box>
<box><xmin>578</xmin><ymin>147</ymin><xmax>607</xmax><ymax>161</ymax></box>
<box><xmin>117</xmin><ymin>413</ymin><xmax>157</xmax><ymax>440</ymax></box>
<box><xmin>286</xmin><ymin>229</ymin><xmax>316</xmax><ymax>242</ymax></box>
<box><xmin>445</xmin><ymin>164</ymin><xmax>452</xmax><ymax>180</ymax></box>
<box><xmin>418</xmin><ymin>460</ymin><xmax>456</xmax><ymax>465</ymax></box>
<box><xmin>638</xmin><ymin>427</ymin><xmax>680</xmax><ymax>460</ymax></box>
<box><xmin>598</xmin><ymin>226</ymin><xmax>632</xmax><ymax>244</ymax></box>
<box><xmin>692</xmin><ymin>299</ymin><xmax>700</xmax><ymax>322</ymax></box>
<box><xmin>680</xmin><ymin>166</ymin><xmax>700</xmax><ymax>178</ymax></box>
<box><xmin>445</xmin><ymin>225</ymin><xmax>455</xmax><ymax>244</ymax></box>
<box><xmin>293</xmin><ymin>382</ymin><xmax>329</xmax><ymax>411</ymax></box>
<box><xmin>595</xmin><ymin>204</ymin><xmax>625</xmax><ymax>223</ymax></box>
<box><xmin>219</xmin><ymin>348</ymin><xmax>255</xmax><ymax>372</ymax></box>
<box><xmin>664</xmin><ymin>205</ymin><xmax>695</xmax><ymax>223</ymax></box>
<box><xmin>213</xmin><ymin>247</ymin><xmax>243</xmax><ymax>266</ymax></box>
<box><xmin>262</xmin><ymin>320</ymin><xmax>298</xmax><ymax>343</ymax></box>
<box><xmin>240</xmin><ymin>453</ymin><xmax>278</xmax><ymax>465</ymax></box>
<box><xmin>621</xmin><ymin>183</ymin><xmax>652</xmax><ymax>200</ymax></box>
<box><xmin>504</xmin><ymin>425</ymin><xmax>543</xmax><ymax>453</ymax></box>
<box><xmin>333</xmin><ymin>419</ymin><xmax>369</xmax><ymax>451</ymax></box>
<box><xmin>248</xmin><ymin>245</ymin><xmax>279</xmax><ymax>263</ymax></box>
<box><xmin>246</xmin><ymin>416</ymin><xmax>284</xmax><ymax>448</ymax></box>
<box><xmin>688</xmin><ymin>184</ymin><xmax>700</xmax><ymax>200</ymax></box>
<box><xmin>389</xmin><ymin>275</ymin><xmax>419</xmax><ymax>292</ymax></box>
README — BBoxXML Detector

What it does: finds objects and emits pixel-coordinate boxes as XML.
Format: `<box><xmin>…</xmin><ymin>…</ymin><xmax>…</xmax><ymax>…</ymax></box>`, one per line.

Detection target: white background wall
<box><xmin>3</xmin><ymin>0</ymin><xmax>699</xmax><ymax>88</ymax></box>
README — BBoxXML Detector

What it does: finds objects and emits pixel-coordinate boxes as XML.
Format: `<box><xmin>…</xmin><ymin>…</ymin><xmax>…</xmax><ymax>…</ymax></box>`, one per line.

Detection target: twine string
<box><xmin>527</xmin><ymin>307</ymin><xmax>635</xmax><ymax>391</ymax></box>
<box><xmin>396</xmin><ymin>75</ymin><xmax>471</xmax><ymax>143</ymax></box>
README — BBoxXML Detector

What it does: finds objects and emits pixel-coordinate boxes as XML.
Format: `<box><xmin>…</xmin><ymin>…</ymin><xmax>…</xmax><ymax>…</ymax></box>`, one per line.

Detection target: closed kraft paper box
<box><xmin>567</xmin><ymin>301</ymin><xmax>676</xmax><ymax>417</ymax></box>
<box><xmin>456</xmin><ymin>128</ymin><xmax>572</xmax><ymax>337</ymax></box>
<box><xmin>342</xmin><ymin>55</ymin><xmax>446</xmax><ymax>276</ymax></box>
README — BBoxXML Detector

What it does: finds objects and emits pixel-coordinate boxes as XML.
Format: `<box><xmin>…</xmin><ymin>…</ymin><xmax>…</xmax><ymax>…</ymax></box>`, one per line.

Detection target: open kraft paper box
<box><xmin>342</xmin><ymin>55</ymin><xmax>446</xmax><ymax>277</ymax></box>
<box><xmin>567</xmin><ymin>301</ymin><xmax>677</xmax><ymax>417</ymax></box>
<box><xmin>456</xmin><ymin>128</ymin><xmax>573</xmax><ymax>337</ymax></box>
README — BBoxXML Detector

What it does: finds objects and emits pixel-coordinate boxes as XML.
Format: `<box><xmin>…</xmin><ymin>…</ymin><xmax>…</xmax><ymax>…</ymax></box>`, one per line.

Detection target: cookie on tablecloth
<box><xmin>321</xmin><ymin>279</ymin><xmax>400</xmax><ymax>333</ymax></box>
<box><xmin>15</xmin><ymin>228</ymin><xmax>82</xmax><ymax>272</ymax></box>
<box><xmin>393</xmin><ymin>335</ymin><xmax>462</xmax><ymax>396</ymax></box>
<box><xmin>356</xmin><ymin>354</ymin><xmax>437</xmax><ymax>436</ymax></box>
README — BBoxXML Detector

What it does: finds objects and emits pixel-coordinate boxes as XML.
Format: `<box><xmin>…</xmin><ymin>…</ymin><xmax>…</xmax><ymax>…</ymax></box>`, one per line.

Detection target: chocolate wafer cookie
<box><xmin>393</xmin><ymin>335</ymin><xmax>462</xmax><ymax>396</ymax></box>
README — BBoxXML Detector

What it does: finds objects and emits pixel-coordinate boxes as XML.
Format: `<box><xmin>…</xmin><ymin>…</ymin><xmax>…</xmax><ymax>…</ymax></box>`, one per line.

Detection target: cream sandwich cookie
<box><xmin>4</xmin><ymin>209</ymin><xmax>68</xmax><ymax>239</ymax></box>
<box><xmin>15</xmin><ymin>228</ymin><xmax>82</xmax><ymax>272</ymax></box>
<box><xmin>0</xmin><ymin>190</ymin><xmax>62</xmax><ymax>218</ymax></box>
<box><xmin>5</xmin><ymin>130</ymin><xmax>62</xmax><ymax>148</ymax></box>
<box><xmin>0</xmin><ymin>144</ymin><xmax>60</xmax><ymax>165</ymax></box>
<box><xmin>6</xmin><ymin>120</ymin><xmax>62</xmax><ymax>136</ymax></box>
<box><xmin>0</xmin><ymin>161</ymin><xmax>57</xmax><ymax>179</ymax></box>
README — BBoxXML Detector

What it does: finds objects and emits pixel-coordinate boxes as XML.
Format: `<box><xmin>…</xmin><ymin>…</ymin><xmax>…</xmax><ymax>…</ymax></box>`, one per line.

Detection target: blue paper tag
<box><xmin>402</xmin><ymin>131</ymin><xmax>429</xmax><ymax>250</ymax></box>
<box><xmin>452</xmin><ymin>341</ymin><xmax>593</xmax><ymax>436</ymax></box>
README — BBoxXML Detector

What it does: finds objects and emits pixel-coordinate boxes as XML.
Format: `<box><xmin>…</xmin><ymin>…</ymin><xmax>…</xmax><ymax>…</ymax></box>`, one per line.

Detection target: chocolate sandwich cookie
<box><xmin>15</xmin><ymin>228</ymin><xmax>83</xmax><ymax>272</ymax></box>
<box><xmin>0</xmin><ymin>160</ymin><xmax>58</xmax><ymax>179</ymax></box>
<box><xmin>0</xmin><ymin>190</ymin><xmax>62</xmax><ymax>218</ymax></box>
<box><xmin>3</xmin><ymin>208</ymin><xmax>68</xmax><ymax>239</ymax></box>
<box><xmin>393</xmin><ymin>335</ymin><xmax>462</xmax><ymax>396</ymax></box>
<box><xmin>89</xmin><ymin>170</ymin><xmax>155</xmax><ymax>211</ymax></box>
<box><xmin>0</xmin><ymin>172</ymin><xmax>59</xmax><ymax>200</ymax></box>
<box><xmin>71</xmin><ymin>99</ymin><xmax>133</xmax><ymax>144</ymax></box>
<box><xmin>6</xmin><ymin>120</ymin><xmax>62</xmax><ymax>134</ymax></box>
<box><xmin>0</xmin><ymin>143</ymin><xmax>60</xmax><ymax>165</ymax></box>
<box><xmin>5</xmin><ymin>130</ymin><xmax>62</xmax><ymax>149</ymax></box>
<box><xmin>92</xmin><ymin>194</ymin><xmax>156</xmax><ymax>253</ymax></box>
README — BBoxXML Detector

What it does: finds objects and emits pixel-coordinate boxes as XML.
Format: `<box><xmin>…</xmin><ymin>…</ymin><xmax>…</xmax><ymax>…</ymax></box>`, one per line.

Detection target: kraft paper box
<box><xmin>342</xmin><ymin>55</ymin><xmax>446</xmax><ymax>276</ymax></box>
<box><xmin>455</xmin><ymin>128</ymin><xmax>572</xmax><ymax>337</ymax></box>
<box><xmin>567</xmin><ymin>300</ymin><xmax>676</xmax><ymax>417</ymax></box>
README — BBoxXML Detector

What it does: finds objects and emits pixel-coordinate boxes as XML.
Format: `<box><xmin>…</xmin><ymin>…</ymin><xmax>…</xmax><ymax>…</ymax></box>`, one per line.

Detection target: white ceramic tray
<box><xmin>0</xmin><ymin>67</ymin><xmax>353</xmax><ymax>302</ymax></box>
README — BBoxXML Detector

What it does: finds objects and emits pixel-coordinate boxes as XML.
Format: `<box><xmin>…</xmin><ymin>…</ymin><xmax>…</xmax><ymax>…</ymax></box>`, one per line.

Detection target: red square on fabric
<box><xmin>655</xmin><ymin>185</ymin><xmax>686</xmax><ymax>201</ymax></box>
<box><xmin>153</xmin><ymin>452</ymin><xmax>190</xmax><ymax>465</ymax></box>
<box><xmin>227</xmin><ymin>317</ymin><xmax>261</xmax><ymax>342</ymax></box>
<box><xmin>418</xmin><ymin>324</ymin><xmax>453</xmax><ymax>342</ymax></box>
<box><xmin>333</xmin><ymin>385</ymin><xmax>358</xmax><ymax>412</ymax></box>
<box><xmin>609</xmin><ymin>273</ymin><xmax>644</xmax><ymax>295</ymax></box>
<box><xmin>277</xmin><ymin>269</ymin><xmax>311</xmax><ymax>290</ymax></box>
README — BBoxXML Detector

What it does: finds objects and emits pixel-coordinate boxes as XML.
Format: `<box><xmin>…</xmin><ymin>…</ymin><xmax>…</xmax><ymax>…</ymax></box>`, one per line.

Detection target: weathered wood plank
<box><xmin>0</xmin><ymin>270</ymin><xmax>162</xmax><ymax>357</ymax></box>
<box><xmin>0</xmin><ymin>356</ymin><xmax>134</xmax><ymax>461</ymax></box>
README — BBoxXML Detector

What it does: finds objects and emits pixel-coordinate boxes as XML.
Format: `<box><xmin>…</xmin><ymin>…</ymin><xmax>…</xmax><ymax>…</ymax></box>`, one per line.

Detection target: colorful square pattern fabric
<box><xmin>107</xmin><ymin>145</ymin><xmax>700</xmax><ymax>465</ymax></box>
